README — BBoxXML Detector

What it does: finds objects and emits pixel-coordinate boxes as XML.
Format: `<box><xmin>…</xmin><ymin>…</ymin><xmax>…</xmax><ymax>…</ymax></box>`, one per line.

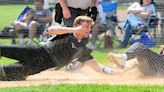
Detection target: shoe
<box><xmin>107</xmin><ymin>53</ymin><xmax>126</xmax><ymax>69</ymax></box>
<box><xmin>137</xmin><ymin>24</ymin><xmax>144</xmax><ymax>31</ymax></box>
<box><xmin>91</xmin><ymin>44</ymin><xmax>98</xmax><ymax>49</ymax></box>
<box><xmin>102</xmin><ymin>66</ymin><xmax>113</xmax><ymax>74</ymax></box>
<box><xmin>65</xmin><ymin>61</ymin><xmax>83</xmax><ymax>71</ymax></box>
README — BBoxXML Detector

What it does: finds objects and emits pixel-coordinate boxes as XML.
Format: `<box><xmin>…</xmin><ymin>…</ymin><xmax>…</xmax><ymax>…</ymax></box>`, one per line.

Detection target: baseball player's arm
<box><xmin>48</xmin><ymin>26</ymin><xmax>82</xmax><ymax>35</ymax></box>
<box><xmin>84</xmin><ymin>59</ymin><xmax>102</xmax><ymax>72</ymax></box>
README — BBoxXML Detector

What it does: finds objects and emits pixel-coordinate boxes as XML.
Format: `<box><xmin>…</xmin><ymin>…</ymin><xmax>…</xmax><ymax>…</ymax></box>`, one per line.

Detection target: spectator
<box><xmin>13</xmin><ymin>0</ymin><xmax>52</xmax><ymax>46</ymax></box>
<box><xmin>119</xmin><ymin>0</ymin><xmax>155</xmax><ymax>48</ymax></box>
<box><xmin>57</xmin><ymin>0</ymin><xmax>98</xmax><ymax>27</ymax></box>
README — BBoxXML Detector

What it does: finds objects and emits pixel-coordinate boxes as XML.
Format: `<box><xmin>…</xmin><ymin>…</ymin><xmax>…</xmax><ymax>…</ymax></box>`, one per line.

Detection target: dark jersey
<box><xmin>46</xmin><ymin>34</ymin><xmax>93</xmax><ymax>69</ymax></box>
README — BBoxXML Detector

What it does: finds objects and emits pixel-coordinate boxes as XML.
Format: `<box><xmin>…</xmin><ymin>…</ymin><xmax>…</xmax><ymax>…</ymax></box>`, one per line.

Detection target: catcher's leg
<box><xmin>137</xmin><ymin>49</ymin><xmax>160</xmax><ymax>76</ymax></box>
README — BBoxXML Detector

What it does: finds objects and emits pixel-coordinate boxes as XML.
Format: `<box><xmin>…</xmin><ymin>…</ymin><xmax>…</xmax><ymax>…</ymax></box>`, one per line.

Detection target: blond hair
<box><xmin>73</xmin><ymin>16</ymin><xmax>94</xmax><ymax>26</ymax></box>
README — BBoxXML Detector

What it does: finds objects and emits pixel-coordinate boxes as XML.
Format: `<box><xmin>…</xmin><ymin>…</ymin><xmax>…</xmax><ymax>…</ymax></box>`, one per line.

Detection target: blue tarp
<box><xmin>130</xmin><ymin>32</ymin><xmax>156</xmax><ymax>47</ymax></box>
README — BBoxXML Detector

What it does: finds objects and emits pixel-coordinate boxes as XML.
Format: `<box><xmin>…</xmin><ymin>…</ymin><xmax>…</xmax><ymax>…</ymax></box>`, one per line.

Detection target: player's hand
<box><xmin>32</xmin><ymin>15</ymin><xmax>39</xmax><ymax>20</ymax></box>
<box><xmin>75</xmin><ymin>25</ymin><xmax>90</xmax><ymax>37</ymax></box>
<box><xmin>75</xmin><ymin>26</ymin><xmax>83</xmax><ymax>34</ymax></box>
<box><xmin>27</xmin><ymin>12</ymin><xmax>33</xmax><ymax>19</ymax></box>
<box><xmin>160</xmin><ymin>47</ymin><xmax>164</xmax><ymax>55</ymax></box>
<box><xmin>62</xmin><ymin>8</ymin><xmax>71</xmax><ymax>19</ymax></box>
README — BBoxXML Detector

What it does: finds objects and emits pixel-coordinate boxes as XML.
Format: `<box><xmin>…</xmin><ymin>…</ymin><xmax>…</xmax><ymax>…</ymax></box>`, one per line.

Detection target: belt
<box><xmin>68</xmin><ymin>6</ymin><xmax>89</xmax><ymax>12</ymax></box>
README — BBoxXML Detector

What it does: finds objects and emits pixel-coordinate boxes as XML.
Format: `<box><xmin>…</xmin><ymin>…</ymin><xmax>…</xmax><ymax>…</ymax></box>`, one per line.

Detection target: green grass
<box><xmin>0</xmin><ymin>39</ymin><xmax>13</xmax><ymax>44</ymax></box>
<box><xmin>117</xmin><ymin>5</ymin><xmax>128</xmax><ymax>10</ymax></box>
<box><xmin>0</xmin><ymin>84</ymin><xmax>164</xmax><ymax>92</ymax></box>
<box><xmin>0</xmin><ymin>5</ymin><xmax>33</xmax><ymax>30</ymax></box>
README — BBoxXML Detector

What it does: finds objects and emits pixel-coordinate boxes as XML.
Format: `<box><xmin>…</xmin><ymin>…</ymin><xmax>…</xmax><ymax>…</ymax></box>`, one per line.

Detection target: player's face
<box><xmin>80</xmin><ymin>21</ymin><xmax>92</xmax><ymax>38</ymax></box>
<box><xmin>143</xmin><ymin>0</ymin><xmax>152</xmax><ymax>6</ymax></box>
<box><xmin>34</xmin><ymin>2</ymin><xmax>44</xmax><ymax>10</ymax></box>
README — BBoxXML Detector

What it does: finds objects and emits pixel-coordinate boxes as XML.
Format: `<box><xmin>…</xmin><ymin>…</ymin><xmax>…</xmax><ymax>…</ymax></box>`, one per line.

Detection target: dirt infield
<box><xmin>0</xmin><ymin>60</ymin><xmax>164</xmax><ymax>88</ymax></box>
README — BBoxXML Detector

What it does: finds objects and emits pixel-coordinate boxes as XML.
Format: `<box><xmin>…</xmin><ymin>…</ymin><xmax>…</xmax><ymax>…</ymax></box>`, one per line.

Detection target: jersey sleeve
<box><xmin>75</xmin><ymin>45</ymin><xmax>93</xmax><ymax>63</ymax></box>
<box><xmin>67</xmin><ymin>35</ymin><xmax>93</xmax><ymax>63</ymax></box>
<box><xmin>79</xmin><ymin>47</ymin><xmax>93</xmax><ymax>63</ymax></box>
